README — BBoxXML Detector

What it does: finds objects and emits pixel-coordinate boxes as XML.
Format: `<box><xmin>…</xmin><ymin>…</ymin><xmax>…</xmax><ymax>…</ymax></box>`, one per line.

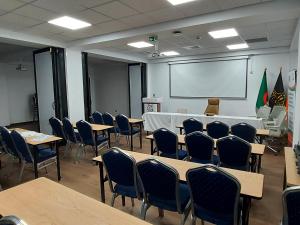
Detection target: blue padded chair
<box><xmin>0</xmin><ymin>126</ymin><xmax>20</xmax><ymax>159</ymax></box>
<box><xmin>282</xmin><ymin>186</ymin><xmax>300</xmax><ymax>225</ymax></box>
<box><xmin>206</xmin><ymin>121</ymin><xmax>229</xmax><ymax>139</ymax></box>
<box><xmin>183</xmin><ymin>118</ymin><xmax>203</xmax><ymax>135</ymax></box>
<box><xmin>153</xmin><ymin>128</ymin><xmax>187</xmax><ymax>160</ymax></box>
<box><xmin>216</xmin><ymin>136</ymin><xmax>251</xmax><ymax>171</ymax></box>
<box><xmin>186</xmin><ymin>165</ymin><xmax>241</xmax><ymax>225</ymax></box>
<box><xmin>185</xmin><ymin>131</ymin><xmax>218</xmax><ymax>165</ymax></box>
<box><xmin>115</xmin><ymin>114</ymin><xmax>140</xmax><ymax>146</ymax></box>
<box><xmin>10</xmin><ymin>130</ymin><xmax>57</xmax><ymax>182</ymax></box>
<box><xmin>49</xmin><ymin>117</ymin><xmax>66</xmax><ymax>140</ymax></box>
<box><xmin>103</xmin><ymin>112</ymin><xmax>120</xmax><ymax>142</ymax></box>
<box><xmin>76</xmin><ymin>120</ymin><xmax>108</xmax><ymax>158</ymax></box>
<box><xmin>137</xmin><ymin>159</ymin><xmax>190</xmax><ymax>225</ymax></box>
<box><xmin>92</xmin><ymin>111</ymin><xmax>104</xmax><ymax>125</ymax></box>
<box><xmin>62</xmin><ymin>118</ymin><xmax>81</xmax><ymax>154</ymax></box>
<box><xmin>102</xmin><ymin>147</ymin><xmax>140</xmax><ymax>207</ymax></box>
<box><xmin>231</xmin><ymin>123</ymin><xmax>256</xmax><ymax>143</ymax></box>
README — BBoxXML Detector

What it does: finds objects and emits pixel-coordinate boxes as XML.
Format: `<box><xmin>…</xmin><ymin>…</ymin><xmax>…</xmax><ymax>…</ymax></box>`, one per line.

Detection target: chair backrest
<box><xmin>137</xmin><ymin>159</ymin><xmax>181</xmax><ymax>211</ymax></box>
<box><xmin>153</xmin><ymin>128</ymin><xmax>178</xmax><ymax>155</ymax></box>
<box><xmin>185</xmin><ymin>131</ymin><xmax>214</xmax><ymax>163</ymax></box>
<box><xmin>269</xmin><ymin>106</ymin><xmax>286</xmax><ymax>120</ymax></box>
<box><xmin>231</xmin><ymin>123</ymin><xmax>256</xmax><ymax>143</ymax></box>
<box><xmin>10</xmin><ymin>130</ymin><xmax>33</xmax><ymax>163</ymax></box>
<box><xmin>256</xmin><ymin>105</ymin><xmax>271</xmax><ymax>120</ymax></box>
<box><xmin>206</xmin><ymin>121</ymin><xmax>229</xmax><ymax>139</ymax></box>
<box><xmin>92</xmin><ymin>111</ymin><xmax>104</xmax><ymax>125</ymax></box>
<box><xmin>76</xmin><ymin>120</ymin><xmax>94</xmax><ymax>146</ymax></box>
<box><xmin>282</xmin><ymin>186</ymin><xmax>300</xmax><ymax>225</ymax></box>
<box><xmin>186</xmin><ymin>165</ymin><xmax>241</xmax><ymax>225</ymax></box>
<box><xmin>204</xmin><ymin>98</ymin><xmax>219</xmax><ymax>115</ymax></box>
<box><xmin>0</xmin><ymin>126</ymin><xmax>19</xmax><ymax>158</ymax></box>
<box><xmin>49</xmin><ymin>117</ymin><xmax>66</xmax><ymax>140</ymax></box>
<box><xmin>62</xmin><ymin>118</ymin><xmax>78</xmax><ymax>143</ymax></box>
<box><xmin>183</xmin><ymin>118</ymin><xmax>203</xmax><ymax>134</ymax></box>
<box><xmin>102</xmin><ymin>112</ymin><xmax>114</xmax><ymax>126</ymax></box>
<box><xmin>115</xmin><ymin>114</ymin><xmax>130</xmax><ymax>132</ymax></box>
<box><xmin>102</xmin><ymin>147</ymin><xmax>138</xmax><ymax>194</ymax></box>
<box><xmin>216</xmin><ymin>136</ymin><xmax>251</xmax><ymax>171</ymax></box>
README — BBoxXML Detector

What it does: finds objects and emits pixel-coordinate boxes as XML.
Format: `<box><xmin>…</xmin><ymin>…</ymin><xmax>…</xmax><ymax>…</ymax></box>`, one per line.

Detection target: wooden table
<box><xmin>0</xmin><ymin>177</ymin><xmax>151</xmax><ymax>225</ymax></box>
<box><xmin>283</xmin><ymin>147</ymin><xmax>300</xmax><ymax>189</ymax></box>
<box><xmin>73</xmin><ymin>123</ymin><xmax>113</xmax><ymax>151</ymax></box>
<box><xmin>93</xmin><ymin>150</ymin><xmax>264</xmax><ymax>225</ymax></box>
<box><xmin>127</xmin><ymin>118</ymin><xmax>144</xmax><ymax>151</ymax></box>
<box><xmin>13</xmin><ymin>128</ymin><xmax>62</xmax><ymax>180</ymax></box>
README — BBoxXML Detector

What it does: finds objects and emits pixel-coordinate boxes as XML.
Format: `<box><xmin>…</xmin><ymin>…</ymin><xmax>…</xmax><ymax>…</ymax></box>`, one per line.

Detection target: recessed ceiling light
<box><xmin>161</xmin><ymin>51</ymin><xmax>180</xmax><ymax>56</ymax></box>
<box><xmin>48</xmin><ymin>16</ymin><xmax>91</xmax><ymax>30</ymax></box>
<box><xmin>127</xmin><ymin>41</ymin><xmax>153</xmax><ymax>48</ymax></box>
<box><xmin>167</xmin><ymin>0</ymin><xmax>196</xmax><ymax>6</ymax></box>
<box><xmin>227</xmin><ymin>43</ymin><xmax>249</xmax><ymax>50</ymax></box>
<box><xmin>208</xmin><ymin>28</ymin><xmax>238</xmax><ymax>39</ymax></box>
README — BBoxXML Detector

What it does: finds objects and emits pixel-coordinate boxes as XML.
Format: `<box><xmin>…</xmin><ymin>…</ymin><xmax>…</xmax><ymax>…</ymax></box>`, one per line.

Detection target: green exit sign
<box><xmin>149</xmin><ymin>35</ymin><xmax>158</xmax><ymax>42</ymax></box>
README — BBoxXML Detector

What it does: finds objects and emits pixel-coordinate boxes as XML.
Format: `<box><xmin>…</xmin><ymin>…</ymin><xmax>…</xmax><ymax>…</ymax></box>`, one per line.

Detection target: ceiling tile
<box><xmin>215</xmin><ymin>0</ymin><xmax>261</xmax><ymax>10</ymax></box>
<box><xmin>0</xmin><ymin>0</ymin><xmax>26</xmax><ymax>11</ymax></box>
<box><xmin>119</xmin><ymin>14</ymin><xmax>156</xmax><ymax>29</ymax></box>
<box><xmin>26</xmin><ymin>22</ymin><xmax>67</xmax><ymax>34</ymax></box>
<box><xmin>146</xmin><ymin>7</ymin><xmax>186</xmax><ymax>23</ymax></box>
<box><xmin>0</xmin><ymin>13</ymin><xmax>42</xmax><ymax>28</ymax></box>
<box><xmin>119</xmin><ymin>0</ymin><xmax>170</xmax><ymax>13</ymax></box>
<box><xmin>32</xmin><ymin>0</ymin><xmax>85</xmax><ymax>13</ymax></box>
<box><xmin>176</xmin><ymin>0</ymin><xmax>220</xmax><ymax>17</ymax></box>
<box><xmin>93</xmin><ymin>1</ymin><xmax>139</xmax><ymax>19</ymax></box>
<box><xmin>73</xmin><ymin>9</ymin><xmax>111</xmax><ymax>24</ymax></box>
<box><xmin>94</xmin><ymin>20</ymin><xmax>129</xmax><ymax>34</ymax></box>
<box><xmin>74</xmin><ymin>0</ymin><xmax>112</xmax><ymax>8</ymax></box>
<box><xmin>14</xmin><ymin>5</ymin><xmax>58</xmax><ymax>21</ymax></box>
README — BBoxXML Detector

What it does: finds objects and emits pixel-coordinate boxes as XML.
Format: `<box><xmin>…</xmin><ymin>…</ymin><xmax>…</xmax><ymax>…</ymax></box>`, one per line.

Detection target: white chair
<box><xmin>256</xmin><ymin>105</ymin><xmax>271</xmax><ymax>122</ymax></box>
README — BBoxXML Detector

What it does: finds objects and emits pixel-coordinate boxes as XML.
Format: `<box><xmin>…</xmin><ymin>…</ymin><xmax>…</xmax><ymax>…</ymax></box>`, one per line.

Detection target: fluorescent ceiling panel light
<box><xmin>227</xmin><ymin>43</ymin><xmax>249</xmax><ymax>50</ymax></box>
<box><xmin>167</xmin><ymin>0</ymin><xmax>196</xmax><ymax>5</ymax></box>
<box><xmin>208</xmin><ymin>28</ymin><xmax>238</xmax><ymax>39</ymax></box>
<box><xmin>48</xmin><ymin>16</ymin><xmax>91</xmax><ymax>30</ymax></box>
<box><xmin>127</xmin><ymin>41</ymin><xmax>153</xmax><ymax>48</ymax></box>
<box><xmin>161</xmin><ymin>51</ymin><xmax>180</xmax><ymax>56</ymax></box>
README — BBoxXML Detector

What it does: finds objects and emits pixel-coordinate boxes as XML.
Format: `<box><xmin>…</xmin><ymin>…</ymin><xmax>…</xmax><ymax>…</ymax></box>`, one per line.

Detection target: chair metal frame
<box><xmin>103</xmin><ymin>112</ymin><xmax>120</xmax><ymax>144</ymax></box>
<box><xmin>137</xmin><ymin>158</ymin><xmax>191</xmax><ymax>225</ymax></box>
<box><xmin>186</xmin><ymin>165</ymin><xmax>241</xmax><ymax>225</ymax></box>
<box><xmin>102</xmin><ymin>147</ymin><xmax>140</xmax><ymax>207</ymax></box>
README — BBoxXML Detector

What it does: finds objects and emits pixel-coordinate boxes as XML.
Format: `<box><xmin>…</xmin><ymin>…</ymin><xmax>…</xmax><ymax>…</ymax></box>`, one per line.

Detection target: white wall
<box><xmin>89</xmin><ymin>61</ymin><xmax>129</xmax><ymax>116</ymax></box>
<box><xmin>147</xmin><ymin>52</ymin><xmax>290</xmax><ymax>117</ymax></box>
<box><xmin>0</xmin><ymin>58</ymin><xmax>35</xmax><ymax>126</ymax></box>
<box><xmin>65</xmin><ymin>48</ymin><xmax>85</xmax><ymax>121</ymax></box>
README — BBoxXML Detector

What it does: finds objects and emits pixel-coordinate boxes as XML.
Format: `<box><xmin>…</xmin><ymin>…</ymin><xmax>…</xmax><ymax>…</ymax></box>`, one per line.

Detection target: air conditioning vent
<box><xmin>183</xmin><ymin>45</ymin><xmax>202</xmax><ymax>50</ymax></box>
<box><xmin>246</xmin><ymin>37</ymin><xmax>268</xmax><ymax>43</ymax></box>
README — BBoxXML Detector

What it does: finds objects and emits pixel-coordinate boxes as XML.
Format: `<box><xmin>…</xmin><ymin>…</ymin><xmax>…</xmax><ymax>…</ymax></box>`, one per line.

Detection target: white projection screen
<box><xmin>170</xmin><ymin>58</ymin><xmax>248</xmax><ymax>98</ymax></box>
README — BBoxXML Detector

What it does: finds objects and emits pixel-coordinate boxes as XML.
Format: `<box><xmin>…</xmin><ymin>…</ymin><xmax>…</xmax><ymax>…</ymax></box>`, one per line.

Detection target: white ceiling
<box><xmin>0</xmin><ymin>0</ymin><xmax>273</xmax><ymax>42</ymax></box>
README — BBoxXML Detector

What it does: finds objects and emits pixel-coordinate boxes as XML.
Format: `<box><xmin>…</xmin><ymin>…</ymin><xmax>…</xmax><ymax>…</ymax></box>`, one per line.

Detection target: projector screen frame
<box><xmin>169</xmin><ymin>58</ymin><xmax>249</xmax><ymax>99</ymax></box>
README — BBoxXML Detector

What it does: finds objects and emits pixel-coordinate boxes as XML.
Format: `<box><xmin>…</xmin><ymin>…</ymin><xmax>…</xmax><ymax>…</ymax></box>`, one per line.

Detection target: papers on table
<box><xmin>19</xmin><ymin>131</ymin><xmax>52</xmax><ymax>142</ymax></box>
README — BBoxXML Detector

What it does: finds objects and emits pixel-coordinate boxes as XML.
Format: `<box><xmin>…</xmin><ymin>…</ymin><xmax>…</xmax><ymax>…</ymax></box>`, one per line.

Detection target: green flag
<box><xmin>256</xmin><ymin>69</ymin><xmax>269</xmax><ymax>109</ymax></box>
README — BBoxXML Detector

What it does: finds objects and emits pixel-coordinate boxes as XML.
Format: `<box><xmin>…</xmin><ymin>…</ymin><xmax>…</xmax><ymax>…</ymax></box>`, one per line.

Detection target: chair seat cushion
<box><xmin>191</xmin><ymin>155</ymin><xmax>219</xmax><ymax>165</ymax></box>
<box><xmin>37</xmin><ymin>148</ymin><xmax>56</xmax><ymax>162</ymax></box>
<box><xmin>120</xmin><ymin>127</ymin><xmax>140</xmax><ymax>135</ymax></box>
<box><xmin>160</xmin><ymin>149</ymin><xmax>187</xmax><ymax>160</ymax></box>
<box><xmin>114</xmin><ymin>184</ymin><xmax>138</xmax><ymax>198</ymax></box>
<box><xmin>148</xmin><ymin>183</ymin><xmax>190</xmax><ymax>212</ymax></box>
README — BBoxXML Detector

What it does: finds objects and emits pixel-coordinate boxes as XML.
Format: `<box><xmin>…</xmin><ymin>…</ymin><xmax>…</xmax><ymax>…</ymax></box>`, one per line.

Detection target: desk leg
<box><xmin>283</xmin><ymin>167</ymin><xmax>287</xmax><ymax>190</ymax></box>
<box><xmin>108</xmin><ymin>131</ymin><xmax>111</xmax><ymax>148</ymax></box>
<box><xmin>130</xmin><ymin>124</ymin><xmax>133</xmax><ymax>151</ymax></box>
<box><xmin>180</xmin><ymin>128</ymin><xmax>183</xmax><ymax>135</ymax></box>
<box><xmin>150</xmin><ymin>139</ymin><xmax>154</xmax><ymax>155</ymax></box>
<box><xmin>258</xmin><ymin>155</ymin><xmax>262</xmax><ymax>173</ymax></box>
<box><xmin>99</xmin><ymin>161</ymin><xmax>105</xmax><ymax>203</ymax></box>
<box><xmin>33</xmin><ymin>146</ymin><xmax>38</xmax><ymax>179</ymax></box>
<box><xmin>242</xmin><ymin>196</ymin><xmax>251</xmax><ymax>225</ymax></box>
<box><xmin>55</xmin><ymin>142</ymin><xmax>61</xmax><ymax>181</ymax></box>
<box><xmin>139</xmin><ymin>123</ymin><xmax>142</xmax><ymax>149</ymax></box>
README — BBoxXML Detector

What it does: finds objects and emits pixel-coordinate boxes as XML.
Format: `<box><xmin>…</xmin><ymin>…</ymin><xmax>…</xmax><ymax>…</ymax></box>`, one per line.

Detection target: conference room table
<box><xmin>73</xmin><ymin>123</ymin><xmax>113</xmax><ymax>149</ymax></box>
<box><xmin>11</xmin><ymin>128</ymin><xmax>62</xmax><ymax>180</ymax></box>
<box><xmin>0</xmin><ymin>177</ymin><xmax>151</xmax><ymax>225</ymax></box>
<box><xmin>146</xmin><ymin>134</ymin><xmax>265</xmax><ymax>172</ymax></box>
<box><xmin>283</xmin><ymin>147</ymin><xmax>300</xmax><ymax>189</ymax></box>
<box><xmin>93</xmin><ymin>150</ymin><xmax>264</xmax><ymax>225</ymax></box>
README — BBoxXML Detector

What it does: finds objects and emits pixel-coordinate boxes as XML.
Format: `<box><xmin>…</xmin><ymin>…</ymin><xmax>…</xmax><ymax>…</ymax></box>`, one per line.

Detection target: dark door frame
<box><xmin>82</xmin><ymin>52</ymin><xmax>92</xmax><ymax>121</ymax></box>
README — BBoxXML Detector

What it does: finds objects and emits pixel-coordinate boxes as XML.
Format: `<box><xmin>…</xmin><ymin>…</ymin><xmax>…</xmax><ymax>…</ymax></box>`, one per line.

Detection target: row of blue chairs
<box><xmin>0</xmin><ymin>126</ymin><xmax>57</xmax><ymax>181</ymax></box>
<box><xmin>153</xmin><ymin>128</ymin><xmax>252</xmax><ymax>171</ymax></box>
<box><xmin>103</xmin><ymin>147</ymin><xmax>241</xmax><ymax>225</ymax></box>
<box><xmin>183</xmin><ymin>118</ymin><xmax>256</xmax><ymax>143</ymax></box>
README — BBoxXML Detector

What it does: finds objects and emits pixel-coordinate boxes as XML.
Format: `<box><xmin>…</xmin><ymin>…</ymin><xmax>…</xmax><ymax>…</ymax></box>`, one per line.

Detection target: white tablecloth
<box><xmin>142</xmin><ymin>112</ymin><xmax>263</xmax><ymax>133</ymax></box>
